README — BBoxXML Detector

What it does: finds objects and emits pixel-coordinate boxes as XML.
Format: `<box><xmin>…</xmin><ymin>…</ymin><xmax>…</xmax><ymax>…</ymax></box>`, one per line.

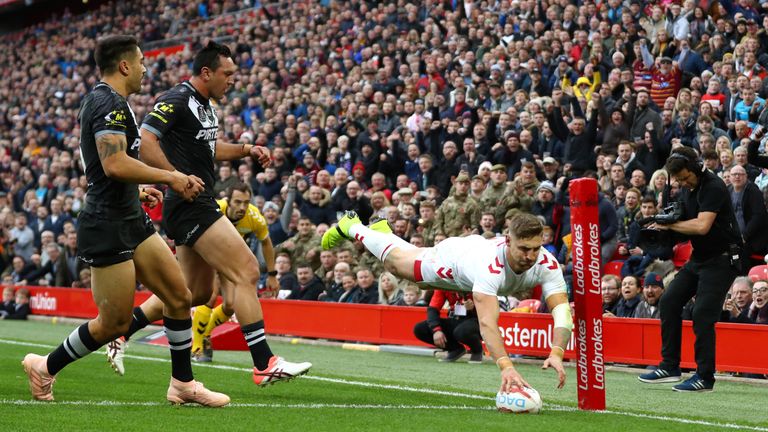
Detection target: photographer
<box><xmin>747</xmin><ymin>119</ymin><xmax>768</xmax><ymax>169</ymax></box>
<box><xmin>638</xmin><ymin>147</ymin><xmax>743</xmax><ymax>392</ymax></box>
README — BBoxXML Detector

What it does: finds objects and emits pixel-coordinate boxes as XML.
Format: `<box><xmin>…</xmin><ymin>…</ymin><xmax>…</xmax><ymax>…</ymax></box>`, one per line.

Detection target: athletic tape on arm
<box><xmin>551</xmin><ymin>302</ymin><xmax>573</xmax><ymax>331</ymax></box>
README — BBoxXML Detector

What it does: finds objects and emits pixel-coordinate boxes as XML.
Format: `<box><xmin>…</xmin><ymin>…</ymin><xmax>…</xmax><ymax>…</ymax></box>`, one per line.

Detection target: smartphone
<box><xmin>461</xmin><ymin>163</ymin><xmax>469</xmax><ymax>172</ymax></box>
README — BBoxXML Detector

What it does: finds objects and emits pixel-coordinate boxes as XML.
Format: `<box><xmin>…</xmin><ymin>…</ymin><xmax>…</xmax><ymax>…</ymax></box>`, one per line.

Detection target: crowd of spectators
<box><xmin>1</xmin><ymin>0</ymin><xmax>768</xmax><ymax>324</ymax></box>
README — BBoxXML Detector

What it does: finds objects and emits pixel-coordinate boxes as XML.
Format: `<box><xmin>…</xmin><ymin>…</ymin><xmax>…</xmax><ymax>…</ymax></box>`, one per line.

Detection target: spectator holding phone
<box><xmin>721</xmin><ymin>277</ymin><xmax>754</xmax><ymax>323</ymax></box>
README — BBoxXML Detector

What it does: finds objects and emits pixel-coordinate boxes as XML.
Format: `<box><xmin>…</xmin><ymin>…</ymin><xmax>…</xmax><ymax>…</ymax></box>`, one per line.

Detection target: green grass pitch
<box><xmin>0</xmin><ymin>320</ymin><xmax>766</xmax><ymax>431</ymax></box>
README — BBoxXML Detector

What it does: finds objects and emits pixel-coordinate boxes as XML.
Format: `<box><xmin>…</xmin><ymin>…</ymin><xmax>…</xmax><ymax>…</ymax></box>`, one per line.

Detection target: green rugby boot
<box><xmin>322</xmin><ymin>211</ymin><xmax>362</xmax><ymax>249</ymax></box>
<box><xmin>368</xmin><ymin>217</ymin><xmax>393</xmax><ymax>234</ymax></box>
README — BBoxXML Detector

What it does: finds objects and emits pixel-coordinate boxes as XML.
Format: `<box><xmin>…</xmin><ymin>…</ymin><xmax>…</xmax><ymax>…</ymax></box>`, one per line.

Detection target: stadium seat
<box><xmin>672</xmin><ymin>242</ymin><xmax>692</xmax><ymax>268</ymax></box>
<box><xmin>603</xmin><ymin>260</ymin><xmax>624</xmax><ymax>277</ymax></box>
<box><xmin>748</xmin><ymin>265</ymin><xmax>768</xmax><ymax>282</ymax></box>
<box><xmin>609</xmin><ymin>243</ymin><xmax>628</xmax><ymax>262</ymax></box>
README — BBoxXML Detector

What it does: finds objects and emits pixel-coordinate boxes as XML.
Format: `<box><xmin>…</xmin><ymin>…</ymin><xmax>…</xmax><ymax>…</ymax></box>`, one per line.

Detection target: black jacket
<box><xmin>332</xmin><ymin>188</ymin><xmax>373</xmax><ymax>224</ymax></box>
<box><xmin>729</xmin><ymin>182</ymin><xmax>768</xmax><ymax>256</ymax></box>
<box><xmin>614</xmin><ymin>295</ymin><xmax>642</xmax><ymax>318</ymax></box>
<box><xmin>287</xmin><ymin>276</ymin><xmax>325</xmax><ymax>301</ymax></box>
<box><xmin>351</xmin><ymin>284</ymin><xmax>380</xmax><ymax>304</ymax></box>
<box><xmin>747</xmin><ymin>138</ymin><xmax>768</xmax><ymax>168</ymax></box>
<box><xmin>548</xmin><ymin>99</ymin><xmax>598</xmax><ymax>173</ymax></box>
<box><xmin>2</xmin><ymin>302</ymin><xmax>30</xmax><ymax>320</ymax></box>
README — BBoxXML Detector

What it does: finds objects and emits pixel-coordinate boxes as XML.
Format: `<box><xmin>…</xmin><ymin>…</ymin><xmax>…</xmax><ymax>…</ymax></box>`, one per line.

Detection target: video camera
<box><xmin>638</xmin><ymin>201</ymin><xmax>684</xmax><ymax>227</ymax></box>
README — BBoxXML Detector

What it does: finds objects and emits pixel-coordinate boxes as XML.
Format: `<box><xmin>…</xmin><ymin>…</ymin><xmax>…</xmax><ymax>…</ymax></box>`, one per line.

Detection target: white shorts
<box><xmin>412</xmin><ymin>238</ymin><xmax>467</xmax><ymax>290</ymax></box>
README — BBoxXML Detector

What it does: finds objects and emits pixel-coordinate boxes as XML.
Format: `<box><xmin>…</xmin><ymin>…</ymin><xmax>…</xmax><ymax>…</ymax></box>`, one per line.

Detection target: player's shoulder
<box><xmin>86</xmin><ymin>83</ymin><xmax>124</xmax><ymax>109</ymax></box>
<box><xmin>216</xmin><ymin>198</ymin><xmax>228</xmax><ymax>209</ymax></box>
<box><xmin>534</xmin><ymin>248</ymin><xmax>560</xmax><ymax>273</ymax></box>
<box><xmin>152</xmin><ymin>83</ymin><xmax>193</xmax><ymax>107</ymax></box>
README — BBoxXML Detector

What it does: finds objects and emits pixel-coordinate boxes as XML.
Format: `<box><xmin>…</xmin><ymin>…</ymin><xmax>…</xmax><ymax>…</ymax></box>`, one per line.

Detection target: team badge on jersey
<box><xmin>149</xmin><ymin>102</ymin><xmax>174</xmax><ymax>123</ymax></box>
<box><xmin>104</xmin><ymin>110</ymin><xmax>127</xmax><ymax>128</ymax></box>
<box><xmin>198</xmin><ymin>106</ymin><xmax>208</xmax><ymax>123</ymax></box>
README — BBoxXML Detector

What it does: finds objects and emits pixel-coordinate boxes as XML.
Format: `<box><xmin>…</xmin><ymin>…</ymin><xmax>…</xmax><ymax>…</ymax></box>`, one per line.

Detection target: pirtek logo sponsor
<box><xmin>195</xmin><ymin>128</ymin><xmax>218</xmax><ymax>140</ymax></box>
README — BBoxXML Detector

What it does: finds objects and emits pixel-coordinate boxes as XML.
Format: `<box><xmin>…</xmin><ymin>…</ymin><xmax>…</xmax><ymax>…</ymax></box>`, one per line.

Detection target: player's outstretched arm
<box><xmin>215</xmin><ymin>142</ymin><xmax>271</xmax><ymax>167</ymax></box>
<box><xmin>542</xmin><ymin>292</ymin><xmax>571</xmax><ymax>389</ymax></box>
<box><xmin>100</xmin><ymin>133</ymin><xmax>203</xmax><ymax>201</ymax></box>
<box><xmin>473</xmin><ymin>292</ymin><xmax>530</xmax><ymax>392</ymax></box>
<box><xmin>261</xmin><ymin>236</ymin><xmax>279</xmax><ymax>293</ymax></box>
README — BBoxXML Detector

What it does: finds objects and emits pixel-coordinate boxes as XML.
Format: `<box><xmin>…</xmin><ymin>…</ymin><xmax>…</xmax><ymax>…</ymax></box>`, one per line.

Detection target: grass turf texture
<box><xmin>0</xmin><ymin>320</ymin><xmax>766</xmax><ymax>432</ymax></box>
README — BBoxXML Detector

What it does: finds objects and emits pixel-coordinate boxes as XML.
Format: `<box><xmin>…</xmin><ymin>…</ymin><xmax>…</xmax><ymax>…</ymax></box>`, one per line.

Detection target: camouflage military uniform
<box><xmin>481</xmin><ymin>183</ymin><xmax>507</xmax><ymax>222</ymax></box>
<box><xmin>419</xmin><ymin>218</ymin><xmax>438</xmax><ymax>247</ymax></box>
<box><xmin>315</xmin><ymin>265</ymin><xmax>335</xmax><ymax>284</ymax></box>
<box><xmin>494</xmin><ymin>182</ymin><xmax>534</xmax><ymax>228</ymax></box>
<box><xmin>434</xmin><ymin>193</ymin><xmax>481</xmax><ymax>237</ymax></box>
<box><xmin>277</xmin><ymin>232</ymin><xmax>322</xmax><ymax>269</ymax></box>
<box><xmin>357</xmin><ymin>250</ymin><xmax>385</xmax><ymax>276</ymax></box>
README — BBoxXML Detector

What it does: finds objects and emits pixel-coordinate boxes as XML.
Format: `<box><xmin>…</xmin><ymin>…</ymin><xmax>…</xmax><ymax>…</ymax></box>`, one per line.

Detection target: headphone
<box><xmin>668</xmin><ymin>151</ymin><xmax>703</xmax><ymax>174</ymax></box>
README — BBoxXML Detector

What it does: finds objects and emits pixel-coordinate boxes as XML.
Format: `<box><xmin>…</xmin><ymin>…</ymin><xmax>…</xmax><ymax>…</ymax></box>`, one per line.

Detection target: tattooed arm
<box><xmin>97</xmin><ymin>133</ymin><xmax>203</xmax><ymax>200</ymax></box>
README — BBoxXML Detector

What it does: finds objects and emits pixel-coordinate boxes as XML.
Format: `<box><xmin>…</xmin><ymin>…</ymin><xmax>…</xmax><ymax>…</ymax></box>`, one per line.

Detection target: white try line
<box><xmin>0</xmin><ymin>399</ymin><xmax>495</xmax><ymax>410</ymax></box>
<box><xmin>1</xmin><ymin>338</ymin><xmax>766</xmax><ymax>431</ymax></box>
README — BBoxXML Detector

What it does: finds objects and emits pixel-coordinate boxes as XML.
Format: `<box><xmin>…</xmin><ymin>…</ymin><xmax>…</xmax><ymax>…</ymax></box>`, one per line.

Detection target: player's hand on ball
<box><xmin>542</xmin><ymin>355</ymin><xmax>566</xmax><ymax>389</ymax></box>
<box><xmin>500</xmin><ymin>366</ymin><xmax>530</xmax><ymax>393</ymax></box>
<box><xmin>250</xmin><ymin>145</ymin><xmax>272</xmax><ymax>168</ymax></box>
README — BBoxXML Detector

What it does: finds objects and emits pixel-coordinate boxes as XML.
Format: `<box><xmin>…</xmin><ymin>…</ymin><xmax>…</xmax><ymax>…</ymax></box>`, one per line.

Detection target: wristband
<box><xmin>267</xmin><ymin>270</ymin><xmax>278</xmax><ymax>277</ymax></box>
<box><xmin>496</xmin><ymin>356</ymin><xmax>514</xmax><ymax>371</ymax></box>
<box><xmin>550</xmin><ymin>346</ymin><xmax>565</xmax><ymax>359</ymax></box>
<box><xmin>432</xmin><ymin>326</ymin><xmax>442</xmax><ymax>333</ymax></box>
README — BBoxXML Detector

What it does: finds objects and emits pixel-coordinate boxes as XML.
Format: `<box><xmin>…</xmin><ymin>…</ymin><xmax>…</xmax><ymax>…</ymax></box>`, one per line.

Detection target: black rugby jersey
<box><xmin>77</xmin><ymin>82</ymin><xmax>141</xmax><ymax>214</ymax></box>
<box><xmin>141</xmin><ymin>81</ymin><xmax>219</xmax><ymax>198</ymax></box>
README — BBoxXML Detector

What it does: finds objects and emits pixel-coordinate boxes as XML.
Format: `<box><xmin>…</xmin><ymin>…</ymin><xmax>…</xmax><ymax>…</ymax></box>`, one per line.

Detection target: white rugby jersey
<box><xmin>417</xmin><ymin>235</ymin><xmax>567</xmax><ymax>298</ymax></box>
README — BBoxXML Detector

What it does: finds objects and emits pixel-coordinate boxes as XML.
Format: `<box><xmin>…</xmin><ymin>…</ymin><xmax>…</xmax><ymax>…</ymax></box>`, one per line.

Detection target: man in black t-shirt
<box><xmin>111</xmin><ymin>41</ymin><xmax>311</xmax><ymax>385</ymax></box>
<box><xmin>21</xmin><ymin>35</ymin><xmax>228</xmax><ymax>406</ymax></box>
<box><xmin>638</xmin><ymin>147</ymin><xmax>743</xmax><ymax>392</ymax></box>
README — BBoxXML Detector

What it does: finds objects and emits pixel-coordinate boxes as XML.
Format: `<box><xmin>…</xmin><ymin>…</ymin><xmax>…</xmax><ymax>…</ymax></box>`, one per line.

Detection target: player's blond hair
<box><xmin>507</xmin><ymin>213</ymin><xmax>544</xmax><ymax>240</ymax></box>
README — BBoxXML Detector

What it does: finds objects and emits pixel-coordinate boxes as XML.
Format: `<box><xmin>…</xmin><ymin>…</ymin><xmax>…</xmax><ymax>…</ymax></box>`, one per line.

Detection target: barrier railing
<box><xmin>15</xmin><ymin>286</ymin><xmax>768</xmax><ymax>374</ymax></box>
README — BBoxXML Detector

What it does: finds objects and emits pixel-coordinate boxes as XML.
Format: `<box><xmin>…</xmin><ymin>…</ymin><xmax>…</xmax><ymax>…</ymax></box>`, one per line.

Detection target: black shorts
<box><xmin>77</xmin><ymin>210</ymin><xmax>156</xmax><ymax>267</ymax></box>
<box><xmin>162</xmin><ymin>195</ymin><xmax>223</xmax><ymax>247</ymax></box>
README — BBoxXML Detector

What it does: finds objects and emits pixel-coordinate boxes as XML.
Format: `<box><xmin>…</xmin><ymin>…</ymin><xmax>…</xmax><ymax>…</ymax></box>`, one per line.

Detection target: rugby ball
<box><xmin>496</xmin><ymin>386</ymin><xmax>542</xmax><ymax>414</ymax></box>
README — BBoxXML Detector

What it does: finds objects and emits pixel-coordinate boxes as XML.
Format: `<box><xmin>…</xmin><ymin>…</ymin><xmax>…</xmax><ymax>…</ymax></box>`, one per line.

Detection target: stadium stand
<box><xmin>1</xmin><ymin>0</ymin><xmax>768</xmax><ymax>325</ymax></box>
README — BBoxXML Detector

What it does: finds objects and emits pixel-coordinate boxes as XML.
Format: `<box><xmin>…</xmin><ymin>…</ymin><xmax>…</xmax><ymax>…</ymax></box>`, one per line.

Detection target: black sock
<box><xmin>241</xmin><ymin>321</ymin><xmax>273</xmax><ymax>370</ymax></box>
<box><xmin>164</xmin><ymin>316</ymin><xmax>194</xmax><ymax>382</ymax></box>
<box><xmin>47</xmin><ymin>322</ymin><xmax>102</xmax><ymax>375</ymax></box>
<box><xmin>125</xmin><ymin>307</ymin><xmax>150</xmax><ymax>341</ymax></box>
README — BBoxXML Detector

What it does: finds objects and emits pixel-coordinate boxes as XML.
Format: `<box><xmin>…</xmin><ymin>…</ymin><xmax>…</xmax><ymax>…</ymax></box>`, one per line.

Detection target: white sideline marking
<box><xmin>2</xmin><ymin>338</ymin><xmax>766</xmax><ymax>431</ymax></box>
<box><xmin>0</xmin><ymin>399</ymin><xmax>494</xmax><ymax>410</ymax></box>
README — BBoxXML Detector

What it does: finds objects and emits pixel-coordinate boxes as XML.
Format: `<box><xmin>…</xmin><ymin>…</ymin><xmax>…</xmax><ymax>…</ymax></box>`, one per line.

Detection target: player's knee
<box><xmin>232</xmin><ymin>264</ymin><xmax>260</xmax><ymax>290</ymax></box>
<box><xmin>165</xmin><ymin>288</ymin><xmax>192</xmax><ymax>313</ymax></box>
<box><xmin>191</xmin><ymin>288</ymin><xmax>213</xmax><ymax>306</ymax></box>
<box><xmin>96</xmin><ymin>315</ymin><xmax>132</xmax><ymax>339</ymax></box>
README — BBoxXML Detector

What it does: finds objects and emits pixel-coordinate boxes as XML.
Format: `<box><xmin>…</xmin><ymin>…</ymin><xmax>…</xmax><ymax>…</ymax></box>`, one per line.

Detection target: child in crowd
<box><xmin>395</xmin><ymin>283</ymin><xmax>422</xmax><ymax>306</ymax></box>
<box><xmin>1</xmin><ymin>286</ymin><xmax>15</xmax><ymax>317</ymax></box>
<box><xmin>1</xmin><ymin>287</ymin><xmax>30</xmax><ymax>320</ymax></box>
<box><xmin>542</xmin><ymin>226</ymin><xmax>557</xmax><ymax>255</ymax></box>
